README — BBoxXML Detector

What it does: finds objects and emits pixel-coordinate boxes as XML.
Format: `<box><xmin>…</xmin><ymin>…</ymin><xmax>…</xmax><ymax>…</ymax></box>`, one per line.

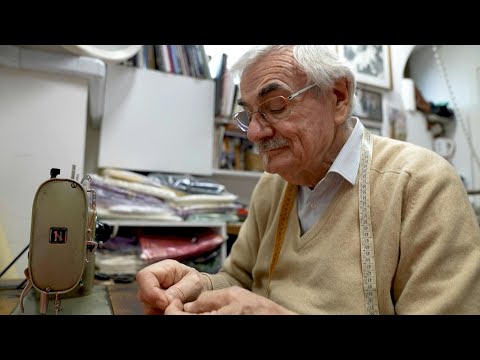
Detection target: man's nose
<box><xmin>247</xmin><ymin>112</ymin><xmax>273</xmax><ymax>143</ymax></box>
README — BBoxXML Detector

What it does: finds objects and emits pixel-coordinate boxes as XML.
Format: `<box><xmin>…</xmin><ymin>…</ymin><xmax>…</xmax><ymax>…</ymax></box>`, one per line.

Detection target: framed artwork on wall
<box><xmin>353</xmin><ymin>87</ymin><xmax>383</xmax><ymax>122</ymax></box>
<box><xmin>388</xmin><ymin>106</ymin><xmax>407</xmax><ymax>141</ymax></box>
<box><xmin>337</xmin><ymin>45</ymin><xmax>392</xmax><ymax>90</ymax></box>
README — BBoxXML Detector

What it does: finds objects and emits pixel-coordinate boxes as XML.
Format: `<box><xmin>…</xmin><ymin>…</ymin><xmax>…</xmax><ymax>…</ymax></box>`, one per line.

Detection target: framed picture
<box><xmin>353</xmin><ymin>87</ymin><xmax>383</xmax><ymax>122</ymax></box>
<box><xmin>337</xmin><ymin>45</ymin><xmax>392</xmax><ymax>90</ymax></box>
<box><xmin>388</xmin><ymin>106</ymin><xmax>407</xmax><ymax>141</ymax></box>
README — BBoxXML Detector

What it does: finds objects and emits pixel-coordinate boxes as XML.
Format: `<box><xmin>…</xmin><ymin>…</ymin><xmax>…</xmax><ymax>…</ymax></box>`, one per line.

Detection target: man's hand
<box><xmin>136</xmin><ymin>259</ymin><xmax>210</xmax><ymax>315</ymax></box>
<box><xmin>164</xmin><ymin>286</ymin><xmax>296</xmax><ymax>315</ymax></box>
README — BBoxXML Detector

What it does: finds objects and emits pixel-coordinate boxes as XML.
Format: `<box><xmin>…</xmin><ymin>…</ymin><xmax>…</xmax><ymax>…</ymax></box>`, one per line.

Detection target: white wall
<box><xmin>204</xmin><ymin>45</ymin><xmax>257</xmax><ymax>71</ymax></box>
<box><xmin>204</xmin><ymin>45</ymin><xmax>338</xmax><ymax>76</ymax></box>
<box><xmin>381</xmin><ymin>45</ymin><xmax>432</xmax><ymax>147</ymax></box>
<box><xmin>0</xmin><ymin>67</ymin><xmax>88</xmax><ymax>277</ymax></box>
<box><xmin>407</xmin><ymin>45</ymin><xmax>480</xmax><ymax>192</ymax></box>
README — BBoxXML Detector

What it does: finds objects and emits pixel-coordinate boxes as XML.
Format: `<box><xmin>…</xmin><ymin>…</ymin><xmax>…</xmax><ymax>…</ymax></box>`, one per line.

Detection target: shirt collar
<box><xmin>328</xmin><ymin>116</ymin><xmax>364</xmax><ymax>185</ymax></box>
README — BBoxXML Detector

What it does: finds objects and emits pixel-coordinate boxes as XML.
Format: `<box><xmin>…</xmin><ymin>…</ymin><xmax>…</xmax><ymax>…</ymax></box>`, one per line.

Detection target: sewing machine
<box><xmin>18</xmin><ymin>166</ymin><xmax>112</xmax><ymax>315</ymax></box>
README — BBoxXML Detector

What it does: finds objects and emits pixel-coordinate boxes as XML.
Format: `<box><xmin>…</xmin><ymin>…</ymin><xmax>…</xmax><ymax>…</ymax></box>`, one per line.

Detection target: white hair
<box><xmin>230</xmin><ymin>45</ymin><xmax>357</xmax><ymax>115</ymax></box>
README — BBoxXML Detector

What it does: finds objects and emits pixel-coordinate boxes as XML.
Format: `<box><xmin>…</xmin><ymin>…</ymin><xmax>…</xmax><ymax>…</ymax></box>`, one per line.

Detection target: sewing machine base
<box><xmin>10</xmin><ymin>284</ymin><xmax>112</xmax><ymax>315</ymax></box>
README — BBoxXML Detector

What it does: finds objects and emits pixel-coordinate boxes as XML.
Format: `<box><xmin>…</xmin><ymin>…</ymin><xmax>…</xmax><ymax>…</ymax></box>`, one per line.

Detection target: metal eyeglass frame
<box><xmin>234</xmin><ymin>83</ymin><xmax>317</xmax><ymax>132</ymax></box>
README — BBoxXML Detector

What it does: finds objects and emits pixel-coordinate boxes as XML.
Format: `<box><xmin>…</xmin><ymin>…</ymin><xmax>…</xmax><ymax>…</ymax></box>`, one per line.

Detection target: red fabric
<box><xmin>139</xmin><ymin>229</ymin><xmax>224</xmax><ymax>262</ymax></box>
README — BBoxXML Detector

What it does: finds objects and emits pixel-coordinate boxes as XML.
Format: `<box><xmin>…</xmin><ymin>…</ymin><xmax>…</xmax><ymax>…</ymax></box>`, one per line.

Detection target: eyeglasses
<box><xmin>233</xmin><ymin>83</ymin><xmax>317</xmax><ymax>132</ymax></box>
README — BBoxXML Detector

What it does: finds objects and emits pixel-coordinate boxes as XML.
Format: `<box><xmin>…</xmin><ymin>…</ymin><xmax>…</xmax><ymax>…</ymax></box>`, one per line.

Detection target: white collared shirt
<box><xmin>297</xmin><ymin>117</ymin><xmax>364</xmax><ymax>235</ymax></box>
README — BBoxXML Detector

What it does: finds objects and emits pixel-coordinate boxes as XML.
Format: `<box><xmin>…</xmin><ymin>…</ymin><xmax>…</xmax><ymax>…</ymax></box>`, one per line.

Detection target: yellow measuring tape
<box><xmin>358</xmin><ymin>129</ymin><xmax>379</xmax><ymax>314</ymax></box>
<box><xmin>267</xmin><ymin>128</ymin><xmax>379</xmax><ymax>314</ymax></box>
<box><xmin>265</xmin><ymin>182</ymin><xmax>297</xmax><ymax>297</ymax></box>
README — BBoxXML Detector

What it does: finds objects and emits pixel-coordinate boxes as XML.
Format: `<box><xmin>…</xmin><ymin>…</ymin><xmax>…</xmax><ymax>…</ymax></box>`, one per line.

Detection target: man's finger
<box><xmin>165</xmin><ymin>273</ymin><xmax>204</xmax><ymax>303</ymax></box>
<box><xmin>136</xmin><ymin>271</ymin><xmax>170</xmax><ymax>309</ymax></box>
<box><xmin>143</xmin><ymin>304</ymin><xmax>164</xmax><ymax>315</ymax></box>
<box><xmin>164</xmin><ymin>299</ymin><xmax>194</xmax><ymax>315</ymax></box>
<box><xmin>183</xmin><ymin>289</ymin><xmax>226</xmax><ymax>313</ymax></box>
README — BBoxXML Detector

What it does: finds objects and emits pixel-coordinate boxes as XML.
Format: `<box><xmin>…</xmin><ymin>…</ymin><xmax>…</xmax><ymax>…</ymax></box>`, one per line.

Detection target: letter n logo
<box><xmin>49</xmin><ymin>227</ymin><xmax>67</xmax><ymax>244</ymax></box>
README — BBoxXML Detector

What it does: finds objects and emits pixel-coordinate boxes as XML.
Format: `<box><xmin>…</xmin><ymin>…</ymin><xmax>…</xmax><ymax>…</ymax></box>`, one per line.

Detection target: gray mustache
<box><xmin>258</xmin><ymin>138</ymin><xmax>289</xmax><ymax>152</ymax></box>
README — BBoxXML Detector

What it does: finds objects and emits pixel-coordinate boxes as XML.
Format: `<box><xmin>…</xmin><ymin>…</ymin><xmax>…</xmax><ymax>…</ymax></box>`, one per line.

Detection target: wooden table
<box><xmin>106</xmin><ymin>281</ymin><xmax>144</xmax><ymax>315</ymax></box>
<box><xmin>0</xmin><ymin>279</ymin><xmax>144</xmax><ymax>315</ymax></box>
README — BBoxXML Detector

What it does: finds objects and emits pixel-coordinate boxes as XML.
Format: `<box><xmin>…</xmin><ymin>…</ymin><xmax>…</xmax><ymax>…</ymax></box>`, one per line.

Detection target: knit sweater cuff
<box><xmin>201</xmin><ymin>273</ymin><xmax>233</xmax><ymax>290</ymax></box>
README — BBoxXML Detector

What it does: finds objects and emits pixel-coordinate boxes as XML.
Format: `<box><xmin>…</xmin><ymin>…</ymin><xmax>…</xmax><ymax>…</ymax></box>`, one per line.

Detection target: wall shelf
<box><xmin>213</xmin><ymin>168</ymin><xmax>263</xmax><ymax>178</ymax></box>
<box><xmin>100</xmin><ymin>219</ymin><xmax>228</xmax><ymax>265</ymax></box>
<box><xmin>426</xmin><ymin>113</ymin><xmax>454</xmax><ymax>125</ymax></box>
<box><xmin>101</xmin><ymin>219</ymin><xmax>225</xmax><ymax>229</ymax></box>
<box><xmin>224</xmin><ymin>130</ymin><xmax>248</xmax><ymax>139</ymax></box>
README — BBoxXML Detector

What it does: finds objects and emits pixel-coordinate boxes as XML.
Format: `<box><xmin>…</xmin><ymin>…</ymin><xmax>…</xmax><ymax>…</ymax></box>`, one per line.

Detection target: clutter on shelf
<box><xmin>89</xmin><ymin>168</ymin><xmax>249</xmax><ymax>276</ymax></box>
<box><xmin>415</xmin><ymin>86</ymin><xmax>455</xmax><ymax>137</ymax></box>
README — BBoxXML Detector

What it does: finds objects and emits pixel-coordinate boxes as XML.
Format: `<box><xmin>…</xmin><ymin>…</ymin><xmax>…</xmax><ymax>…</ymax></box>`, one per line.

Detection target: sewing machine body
<box><xmin>29</xmin><ymin>178</ymin><xmax>90</xmax><ymax>295</ymax></box>
<box><xmin>20</xmin><ymin>167</ymin><xmax>102</xmax><ymax>314</ymax></box>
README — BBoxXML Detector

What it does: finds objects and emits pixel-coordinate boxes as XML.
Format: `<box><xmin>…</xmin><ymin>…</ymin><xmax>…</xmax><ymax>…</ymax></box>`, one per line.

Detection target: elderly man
<box><xmin>136</xmin><ymin>45</ymin><xmax>480</xmax><ymax>315</ymax></box>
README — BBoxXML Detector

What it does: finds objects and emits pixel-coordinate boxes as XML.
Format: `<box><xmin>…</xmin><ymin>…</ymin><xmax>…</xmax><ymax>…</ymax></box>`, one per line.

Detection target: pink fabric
<box><xmin>139</xmin><ymin>229</ymin><xmax>224</xmax><ymax>262</ymax></box>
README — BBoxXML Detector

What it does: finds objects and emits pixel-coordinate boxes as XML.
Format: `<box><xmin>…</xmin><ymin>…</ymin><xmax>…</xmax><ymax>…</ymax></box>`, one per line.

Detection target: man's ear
<box><xmin>332</xmin><ymin>78</ymin><xmax>350</xmax><ymax>125</ymax></box>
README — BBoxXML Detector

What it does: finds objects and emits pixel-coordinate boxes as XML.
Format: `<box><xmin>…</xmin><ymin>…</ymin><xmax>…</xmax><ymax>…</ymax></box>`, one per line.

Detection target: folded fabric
<box><xmin>93</xmin><ymin>173</ymin><xmax>179</xmax><ymax>200</ymax></box>
<box><xmin>97</xmin><ymin>208</ymin><xmax>183</xmax><ymax>222</ymax></box>
<box><xmin>168</xmin><ymin>193</ymin><xmax>238</xmax><ymax>205</ymax></box>
<box><xmin>139</xmin><ymin>229</ymin><xmax>224</xmax><ymax>262</ymax></box>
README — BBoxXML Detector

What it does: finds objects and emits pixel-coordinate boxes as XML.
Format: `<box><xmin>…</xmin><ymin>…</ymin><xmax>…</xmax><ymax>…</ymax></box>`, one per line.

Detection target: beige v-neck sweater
<box><xmin>207</xmin><ymin>135</ymin><xmax>480</xmax><ymax>314</ymax></box>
